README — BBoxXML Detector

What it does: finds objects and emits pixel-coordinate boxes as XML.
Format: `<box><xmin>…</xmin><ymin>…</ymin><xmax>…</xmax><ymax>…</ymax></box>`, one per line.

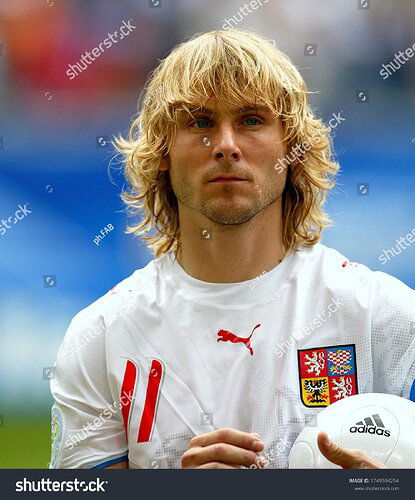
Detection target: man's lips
<box><xmin>208</xmin><ymin>176</ymin><xmax>250</xmax><ymax>183</ymax></box>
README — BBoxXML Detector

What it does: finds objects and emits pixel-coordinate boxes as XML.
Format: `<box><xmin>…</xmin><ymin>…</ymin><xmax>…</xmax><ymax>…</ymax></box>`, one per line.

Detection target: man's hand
<box><xmin>317</xmin><ymin>431</ymin><xmax>386</xmax><ymax>469</ymax></box>
<box><xmin>181</xmin><ymin>428</ymin><xmax>265</xmax><ymax>469</ymax></box>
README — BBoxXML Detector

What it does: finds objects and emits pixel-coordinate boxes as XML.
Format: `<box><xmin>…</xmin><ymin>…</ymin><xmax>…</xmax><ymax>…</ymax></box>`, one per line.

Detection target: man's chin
<box><xmin>202</xmin><ymin>205</ymin><xmax>260</xmax><ymax>226</ymax></box>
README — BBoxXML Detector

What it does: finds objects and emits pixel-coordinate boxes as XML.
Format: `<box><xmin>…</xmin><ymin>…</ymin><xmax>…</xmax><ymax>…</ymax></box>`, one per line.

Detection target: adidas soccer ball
<box><xmin>288</xmin><ymin>393</ymin><xmax>415</xmax><ymax>468</ymax></box>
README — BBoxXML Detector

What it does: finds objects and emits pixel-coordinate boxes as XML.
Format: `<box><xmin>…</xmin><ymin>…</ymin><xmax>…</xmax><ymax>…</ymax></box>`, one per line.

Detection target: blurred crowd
<box><xmin>0</xmin><ymin>0</ymin><xmax>414</xmax><ymax>125</ymax></box>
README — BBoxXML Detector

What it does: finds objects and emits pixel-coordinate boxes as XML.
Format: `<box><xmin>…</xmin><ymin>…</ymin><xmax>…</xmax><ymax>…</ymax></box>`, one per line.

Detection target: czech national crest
<box><xmin>298</xmin><ymin>344</ymin><xmax>358</xmax><ymax>407</ymax></box>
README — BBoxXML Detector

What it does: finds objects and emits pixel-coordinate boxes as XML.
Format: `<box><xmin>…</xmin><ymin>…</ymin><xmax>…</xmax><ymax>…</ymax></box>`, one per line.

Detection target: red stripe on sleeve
<box><xmin>137</xmin><ymin>359</ymin><xmax>163</xmax><ymax>443</ymax></box>
<box><xmin>120</xmin><ymin>360</ymin><xmax>137</xmax><ymax>442</ymax></box>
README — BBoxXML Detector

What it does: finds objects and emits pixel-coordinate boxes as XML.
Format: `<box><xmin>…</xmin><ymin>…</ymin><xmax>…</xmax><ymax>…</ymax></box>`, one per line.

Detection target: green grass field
<box><xmin>0</xmin><ymin>415</ymin><xmax>51</xmax><ymax>468</ymax></box>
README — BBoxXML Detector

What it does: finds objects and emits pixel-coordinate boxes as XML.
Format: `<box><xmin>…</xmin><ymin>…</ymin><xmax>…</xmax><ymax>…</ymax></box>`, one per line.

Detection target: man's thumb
<box><xmin>317</xmin><ymin>431</ymin><xmax>384</xmax><ymax>469</ymax></box>
<box><xmin>317</xmin><ymin>431</ymin><xmax>355</xmax><ymax>468</ymax></box>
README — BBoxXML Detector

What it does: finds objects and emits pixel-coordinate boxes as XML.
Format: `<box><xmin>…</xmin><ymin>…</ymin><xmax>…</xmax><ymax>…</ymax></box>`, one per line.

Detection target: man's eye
<box><xmin>244</xmin><ymin>117</ymin><xmax>261</xmax><ymax>126</ymax></box>
<box><xmin>190</xmin><ymin>118</ymin><xmax>212</xmax><ymax>129</ymax></box>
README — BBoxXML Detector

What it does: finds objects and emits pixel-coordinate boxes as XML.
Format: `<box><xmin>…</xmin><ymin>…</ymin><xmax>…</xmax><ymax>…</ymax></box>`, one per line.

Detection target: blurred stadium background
<box><xmin>0</xmin><ymin>0</ymin><xmax>414</xmax><ymax>468</ymax></box>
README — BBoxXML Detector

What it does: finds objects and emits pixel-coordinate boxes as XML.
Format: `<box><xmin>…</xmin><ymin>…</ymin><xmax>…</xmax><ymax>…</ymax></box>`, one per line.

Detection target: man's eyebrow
<box><xmin>237</xmin><ymin>105</ymin><xmax>271</xmax><ymax>113</ymax></box>
<box><xmin>179</xmin><ymin>105</ymin><xmax>272</xmax><ymax>115</ymax></box>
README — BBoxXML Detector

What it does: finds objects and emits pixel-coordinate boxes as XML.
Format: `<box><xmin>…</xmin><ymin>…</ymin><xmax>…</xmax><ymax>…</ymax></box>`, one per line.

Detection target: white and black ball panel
<box><xmin>289</xmin><ymin>394</ymin><xmax>415</xmax><ymax>468</ymax></box>
<box><xmin>340</xmin><ymin>405</ymin><xmax>399</xmax><ymax>463</ymax></box>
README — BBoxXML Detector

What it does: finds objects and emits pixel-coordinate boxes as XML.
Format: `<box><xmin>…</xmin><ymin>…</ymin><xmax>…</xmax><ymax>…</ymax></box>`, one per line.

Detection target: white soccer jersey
<box><xmin>49</xmin><ymin>243</ymin><xmax>415</xmax><ymax>469</ymax></box>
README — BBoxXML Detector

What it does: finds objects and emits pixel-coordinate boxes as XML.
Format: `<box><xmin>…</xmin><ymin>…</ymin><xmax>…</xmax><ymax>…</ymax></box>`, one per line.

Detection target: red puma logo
<box><xmin>217</xmin><ymin>324</ymin><xmax>261</xmax><ymax>356</ymax></box>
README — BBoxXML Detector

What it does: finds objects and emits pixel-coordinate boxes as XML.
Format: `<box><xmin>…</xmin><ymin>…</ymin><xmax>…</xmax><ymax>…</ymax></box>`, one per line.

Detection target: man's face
<box><xmin>162</xmin><ymin>97</ymin><xmax>289</xmax><ymax>225</ymax></box>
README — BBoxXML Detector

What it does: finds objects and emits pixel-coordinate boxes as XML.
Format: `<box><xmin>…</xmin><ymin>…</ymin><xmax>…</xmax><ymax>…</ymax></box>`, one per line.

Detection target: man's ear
<box><xmin>159</xmin><ymin>155</ymin><xmax>170</xmax><ymax>171</ymax></box>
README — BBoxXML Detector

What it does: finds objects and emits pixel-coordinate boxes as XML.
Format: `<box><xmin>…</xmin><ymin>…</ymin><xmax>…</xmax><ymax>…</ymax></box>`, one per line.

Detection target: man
<box><xmin>50</xmin><ymin>29</ymin><xmax>415</xmax><ymax>469</ymax></box>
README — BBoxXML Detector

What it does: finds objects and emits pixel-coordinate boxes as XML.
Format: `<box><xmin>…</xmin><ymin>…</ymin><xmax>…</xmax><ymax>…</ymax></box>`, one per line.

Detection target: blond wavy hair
<box><xmin>114</xmin><ymin>29</ymin><xmax>340</xmax><ymax>258</ymax></box>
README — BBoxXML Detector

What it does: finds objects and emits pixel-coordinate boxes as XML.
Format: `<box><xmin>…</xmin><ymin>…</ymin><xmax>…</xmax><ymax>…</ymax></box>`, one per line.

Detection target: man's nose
<box><xmin>211</xmin><ymin>125</ymin><xmax>241</xmax><ymax>162</ymax></box>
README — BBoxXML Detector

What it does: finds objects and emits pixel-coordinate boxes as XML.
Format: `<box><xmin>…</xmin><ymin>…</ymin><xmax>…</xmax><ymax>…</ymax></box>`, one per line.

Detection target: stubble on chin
<box><xmin>173</xmin><ymin>173</ymin><xmax>285</xmax><ymax>226</ymax></box>
<box><xmin>199</xmin><ymin>185</ymin><xmax>282</xmax><ymax>226</ymax></box>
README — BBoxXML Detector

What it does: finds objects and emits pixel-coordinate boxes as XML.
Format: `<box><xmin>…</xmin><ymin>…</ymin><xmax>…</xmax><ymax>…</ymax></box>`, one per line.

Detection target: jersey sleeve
<box><xmin>370</xmin><ymin>270</ymin><xmax>415</xmax><ymax>401</ymax></box>
<box><xmin>49</xmin><ymin>306</ymin><xmax>128</xmax><ymax>469</ymax></box>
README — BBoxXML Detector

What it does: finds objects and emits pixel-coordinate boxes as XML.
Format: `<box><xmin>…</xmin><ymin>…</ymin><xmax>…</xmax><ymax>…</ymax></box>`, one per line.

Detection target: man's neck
<box><xmin>175</xmin><ymin>200</ymin><xmax>286</xmax><ymax>283</ymax></box>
